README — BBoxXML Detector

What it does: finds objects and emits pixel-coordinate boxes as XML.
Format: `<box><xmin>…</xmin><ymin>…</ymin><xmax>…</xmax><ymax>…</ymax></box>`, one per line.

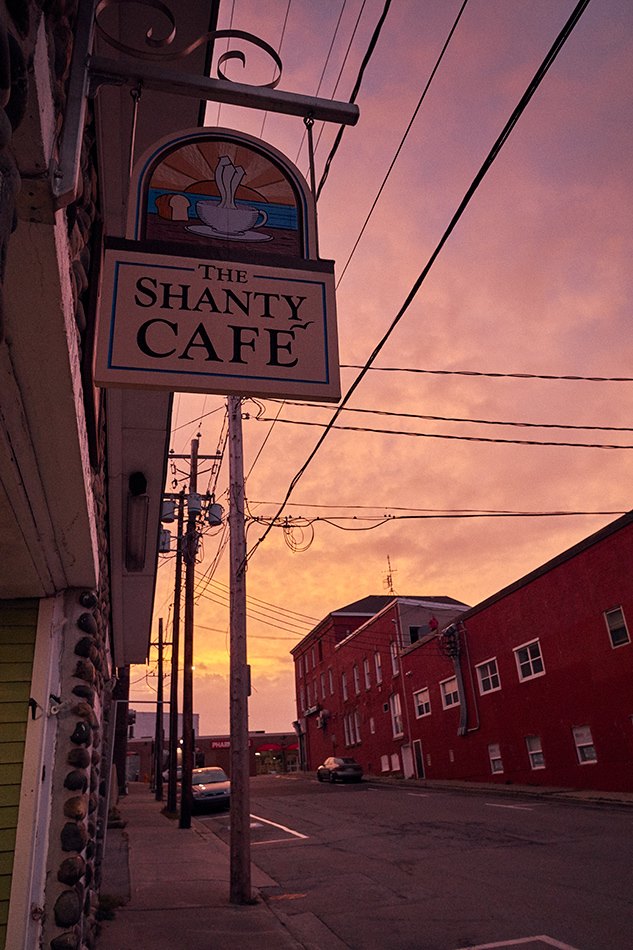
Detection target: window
<box><xmin>354</xmin><ymin>710</ymin><xmax>361</xmax><ymax>744</ymax></box>
<box><xmin>514</xmin><ymin>639</ymin><xmax>545</xmax><ymax>681</ymax></box>
<box><xmin>389</xmin><ymin>693</ymin><xmax>403</xmax><ymax>737</ymax></box>
<box><xmin>313</xmin><ymin>680</ymin><xmax>317</xmax><ymax>705</ymax></box>
<box><xmin>390</xmin><ymin>640</ymin><xmax>400</xmax><ymax>675</ymax></box>
<box><xmin>369</xmin><ymin>716</ymin><xmax>376</xmax><ymax>734</ymax></box>
<box><xmin>328</xmin><ymin>668</ymin><xmax>334</xmax><ymax>695</ymax></box>
<box><xmin>298</xmin><ymin>656</ymin><xmax>303</xmax><ymax>678</ymax></box>
<box><xmin>413</xmin><ymin>687</ymin><xmax>431</xmax><ymax>718</ymax></box>
<box><xmin>525</xmin><ymin>734</ymin><xmax>545</xmax><ymax>769</ymax></box>
<box><xmin>409</xmin><ymin>625</ymin><xmax>421</xmax><ymax>644</ymax></box>
<box><xmin>380</xmin><ymin>754</ymin><xmax>390</xmax><ymax>773</ymax></box>
<box><xmin>353</xmin><ymin>663</ymin><xmax>360</xmax><ymax>695</ymax></box>
<box><xmin>299</xmin><ymin>686</ymin><xmax>305</xmax><ymax>711</ymax></box>
<box><xmin>604</xmin><ymin>607</ymin><xmax>630</xmax><ymax>648</ymax></box>
<box><xmin>320</xmin><ymin>672</ymin><xmax>326</xmax><ymax>699</ymax></box>
<box><xmin>341</xmin><ymin>671</ymin><xmax>348</xmax><ymax>701</ymax></box>
<box><xmin>344</xmin><ymin>715</ymin><xmax>350</xmax><ymax>746</ymax></box>
<box><xmin>488</xmin><ymin>743</ymin><xmax>503</xmax><ymax>773</ymax></box>
<box><xmin>374</xmin><ymin>651</ymin><xmax>383</xmax><ymax>684</ymax></box>
<box><xmin>311</xmin><ymin>646</ymin><xmax>316</xmax><ymax>669</ymax></box>
<box><xmin>572</xmin><ymin>725</ymin><xmax>597</xmax><ymax>764</ymax></box>
<box><xmin>440</xmin><ymin>676</ymin><xmax>460</xmax><ymax>709</ymax></box>
<box><xmin>363</xmin><ymin>657</ymin><xmax>371</xmax><ymax>689</ymax></box>
<box><xmin>476</xmin><ymin>658</ymin><xmax>501</xmax><ymax>694</ymax></box>
<box><xmin>306</xmin><ymin>682</ymin><xmax>311</xmax><ymax>706</ymax></box>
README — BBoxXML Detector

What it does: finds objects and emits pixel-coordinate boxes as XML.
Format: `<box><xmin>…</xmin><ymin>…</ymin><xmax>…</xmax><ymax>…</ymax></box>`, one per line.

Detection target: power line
<box><xmin>336</xmin><ymin>0</ymin><xmax>470</xmax><ymax>286</ymax></box>
<box><xmin>254</xmin><ymin>414</ymin><xmax>632</xmax><ymax>450</ymax></box>
<box><xmin>269</xmin><ymin>400</ymin><xmax>633</xmax><ymax>433</ymax></box>
<box><xmin>248</xmin><ymin>501</ymin><xmax>627</xmax><ymax>517</ymax></box>
<box><xmin>294</xmin><ymin>0</ymin><xmax>349</xmax><ymax>163</ymax></box>
<box><xmin>317</xmin><ymin>0</ymin><xmax>393</xmax><ymax>198</ymax></box>
<box><xmin>341</xmin><ymin>364</ymin><xmax>633</xmax><ymax>383</ymax></box>
<box><xmin>245</xmin><ymin>0</ymin><xmax>594</xmax><ymax>565</ymax></box>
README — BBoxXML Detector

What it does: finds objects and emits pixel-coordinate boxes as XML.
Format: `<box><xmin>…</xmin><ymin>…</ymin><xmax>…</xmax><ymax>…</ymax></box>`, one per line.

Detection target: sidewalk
<box><xmin>96</xmin><ymin>783</ymin><xmax>302</xmax><ymax>950</ymax></box>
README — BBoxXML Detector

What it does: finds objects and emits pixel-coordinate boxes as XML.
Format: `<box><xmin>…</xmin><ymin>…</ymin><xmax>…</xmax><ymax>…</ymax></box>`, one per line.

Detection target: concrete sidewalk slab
<box><xmin>97</xmin><ymin>783</ymin><xmax>302</xmax><ymax>950</ymax></box>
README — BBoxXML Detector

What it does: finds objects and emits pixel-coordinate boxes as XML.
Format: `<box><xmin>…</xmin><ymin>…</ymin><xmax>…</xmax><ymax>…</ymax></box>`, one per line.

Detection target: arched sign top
<box><xmin>128</xmin><ymin>127</ymin><xmax>318</xmax><ymax>260</ymax></box>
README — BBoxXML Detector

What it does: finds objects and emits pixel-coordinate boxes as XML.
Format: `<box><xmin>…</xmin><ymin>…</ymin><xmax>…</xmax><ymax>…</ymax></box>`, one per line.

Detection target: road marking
<box><xmin>485</xmin><ymin>803</ymin><xmax>534</xmax><ymax>811</ymax></box>
<box><xmin>456</xmin><ymin>937</ymin><xmax>579</xmax><ymax>950</ymax></box>
<box><xmin>250</xmin><ymin>813</ymin><xmax>309</xmax><ymax>840</ymax></box>
<box><xmin>253</xmin><ymin>837</ymin><xmax>300</xmax><ymax>846</ymax></box>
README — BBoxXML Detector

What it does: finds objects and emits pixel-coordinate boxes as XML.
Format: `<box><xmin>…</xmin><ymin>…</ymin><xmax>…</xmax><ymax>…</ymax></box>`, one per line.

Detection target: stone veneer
<box><xmin>2</xmin><ymin>2</ymin><xmax>113</xmax><ymax>948</ymax></box>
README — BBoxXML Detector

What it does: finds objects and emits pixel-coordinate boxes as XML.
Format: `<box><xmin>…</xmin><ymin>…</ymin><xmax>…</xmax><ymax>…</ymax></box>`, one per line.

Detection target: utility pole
<box><xmin>166</xmin><ymin>491</ymin><xmax>185</xmax><ymax>814</ymax></box>
<box><xmin>180</xmin><ymin>437</ymin><xmax>199</xmax><ymax>829</ymax></box>
<box><xmin>154</xmin><ymin>617</ymin><xmax>164</xmax><ymax>800</ymax></box>
<box><xmin>228</xmin><ymin>395</ymin><xmax>251</xmax><ymax>904</ymax></box>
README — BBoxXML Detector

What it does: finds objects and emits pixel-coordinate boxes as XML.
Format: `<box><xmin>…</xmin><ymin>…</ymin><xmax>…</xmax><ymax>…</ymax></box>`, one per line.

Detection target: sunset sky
<box><xmin>131</xmin><ymin>0</ymin><xmax>633</xmax><ymax>736</ymax></box>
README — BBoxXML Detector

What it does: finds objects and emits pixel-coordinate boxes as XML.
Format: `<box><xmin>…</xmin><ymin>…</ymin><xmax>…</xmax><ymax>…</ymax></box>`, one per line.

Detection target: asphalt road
<box><xmin>198</xmin><ymin>775</ymin><xmax>633</xmax><ymax>950</ymax></box>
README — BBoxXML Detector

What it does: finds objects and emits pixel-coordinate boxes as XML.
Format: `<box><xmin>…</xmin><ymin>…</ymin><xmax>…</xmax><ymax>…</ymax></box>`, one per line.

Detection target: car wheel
<box><xmin>317</xmin><ymin>772</ymin><xmax>323</xmax><ymax>782</ymax></box>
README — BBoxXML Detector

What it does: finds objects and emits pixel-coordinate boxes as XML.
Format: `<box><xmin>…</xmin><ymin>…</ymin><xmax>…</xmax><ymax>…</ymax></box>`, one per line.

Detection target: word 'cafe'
<box><xmin>95</xmin><ymin>244</ymin><xmax>340</xmax><ymax>401</ymax></box>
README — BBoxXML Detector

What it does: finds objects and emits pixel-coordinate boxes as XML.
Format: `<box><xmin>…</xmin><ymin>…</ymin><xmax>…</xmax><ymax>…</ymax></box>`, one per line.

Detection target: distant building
<box><xmin>128</xmin><ymin>730</ymin><xmax>299</xmax><ymax>781</ymax></box>
<box><xmin>292</xmin><ymin>512</ymin><xmax>633</xmax><ymax>792</ymax></box>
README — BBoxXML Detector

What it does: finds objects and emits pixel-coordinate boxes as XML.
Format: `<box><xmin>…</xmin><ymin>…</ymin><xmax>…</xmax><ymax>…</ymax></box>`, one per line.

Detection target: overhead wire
<box><xmin>245</xmin><ymin>0</ymin><xmax>594</xmax><ymax>565</ymax></box>
<box><xmin>336</xmin><ymin>0</ymin><xmax>470</xmax><ymax>286</ymax></box>
<box><xmin>341</xmin><ymin>364</ymin><xmax>633</xmax><ymax>383</ymax></box>
<box><xmin>316</xmin><ymin>0</ymin><xmax>393</xmax><ymax>199</ymax></box>
<box><xmin>294</xmin><ymin>0</ymin><xmax>349</xmax><ymax>163</ymax></box>
<box><xmin>253</xmin><ymin>414</ymin><xmax>631</xmax><ymax>450</ymax></box>
<box><xmin>267</xmin><ymin>400</ymin><xmax>633</xmax><ymax>433</ymax></box>
<box><xmin>259</xmin><ymin>0</ymin><xmax>292</xmax><ymax>139</ymax></box>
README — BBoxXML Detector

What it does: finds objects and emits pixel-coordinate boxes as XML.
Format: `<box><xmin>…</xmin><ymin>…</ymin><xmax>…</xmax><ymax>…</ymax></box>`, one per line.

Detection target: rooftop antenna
<box><xmin>383</xmin><ymin>555</ymin><xmax>397</xmax><ymax>595</ymax></box>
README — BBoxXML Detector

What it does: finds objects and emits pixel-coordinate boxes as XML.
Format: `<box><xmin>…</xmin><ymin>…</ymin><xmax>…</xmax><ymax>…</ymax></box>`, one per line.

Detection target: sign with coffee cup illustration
<box><xmin>95</xmin><ymin>128</ymin><xmax>340</xmax><ymax>400</ymax></box>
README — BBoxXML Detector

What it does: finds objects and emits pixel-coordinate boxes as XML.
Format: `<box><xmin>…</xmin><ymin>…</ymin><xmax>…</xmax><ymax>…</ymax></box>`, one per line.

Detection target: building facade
<box><xmin>0</xmin><ymin>4</ymin><xmax>218</xmax><ymax>948</ymax></box>
<box><xmin>292</xmin><ymin>513</ymin><xmax>633</xmax><ymax>793</ymax></box>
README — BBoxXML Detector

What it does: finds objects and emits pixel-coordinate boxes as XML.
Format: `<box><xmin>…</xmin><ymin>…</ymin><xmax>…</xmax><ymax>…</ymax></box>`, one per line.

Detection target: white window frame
<box><xmin>476</xmin><ymin>657</ymin><xmax>501</xmax><ymax>694</ymax></box>
<box><xmin>374</xmin><ymin>651</ymin><xmax>383</xmax><ymax>685</ymax></box>
<box><xmin>440</xmin><ymin>676</ymin><xmax>460</xmax><ymax>709</ymax></box>
<box><xmin>320</xmin><ymin>672</ymin><xmax>326</xmax><ymax>699</ymax></box>
<box><xmin>343</xmin><ymin>714</ymin><xmax>350</xmax><ymax>746</ymax></box>
<box><xmin>572</xmin><ymin>725</ymin><xmax>597</xmax><ymax>764</ymax></box>
<box><xmin>363</xmin><ymin>657</ymin><xmax>371</xmax><ymax>689</ymax></box>
<box><xmin>298</xmin><ymin>656</ymin><xmax>303</xmax><ymax>678</ymax></box>
<box><xmin>413</xmin><ymin>687</ymin><xmax>431</xmax><ymax>718</ymax></box>
<box><xmin>341</xmin><ymin>671</ymin><xmax>348</xmax><ymax>701</ymax></box>
<box><xmin>390</xmin><ymin>640</ymin><xmax>400</xmax><ymax>676</ymax></box>
<box><xmin>389</xmin><ymin>692</ymin><xmax>404</xmax><ymax>738</ymax></box>
<box><xmin>604</xmin><ymin>606</ymin><xmax>630</xmax><ymax>648</ymax></box>
<box><xmin>514</xmin><ymin>638</ymin><xmax>545</xmax><ymax>681</ymax></box>
<box><xmin>525</xmin><ymin>734</ymin><xmax>545</xmax><ymax>770</ymax></box>
<box><xmin>299</xmin><ymin>686</ymin><xmax>305</xmax><ymax>711</ymax></box>
<box><xmin>488</xmin><ymin>742</ymin><xmax>503</xmax><ymax>774</ymax></box>
<box><xmin>354</xmin><ymin>710</ymin><xmax>361</xmax><ymax>744</ymax></box>
<box><xmin>328</xmin><ymin>667</ymin><xmax>334</xmax><ymax>695</ymax></box>
<box><xmin>369</xmin><ymin>716</ymin><xmax>376</xmax><ymax>735</ymax></box>
<box><xmin>353</xmin><ymin>663</ymin><xmax>360</xmax><ymax>695</ymax></box>
<box><xmin>380</xmin><ymin>754</ymin><xmax>390</xmax><ymax>773</ymax></box>
<box><xmin>311</xmin><ymin>646</ymin><xmax>316</xmax><ymax>669</ymax></box>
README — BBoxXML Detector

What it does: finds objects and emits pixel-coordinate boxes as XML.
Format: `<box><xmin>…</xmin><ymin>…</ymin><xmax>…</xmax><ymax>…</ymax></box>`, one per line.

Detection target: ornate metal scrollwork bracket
<box><xmin>53</xmin><ymin>0</ymin><xmax>359</xmax><ymax>206</ymax></box>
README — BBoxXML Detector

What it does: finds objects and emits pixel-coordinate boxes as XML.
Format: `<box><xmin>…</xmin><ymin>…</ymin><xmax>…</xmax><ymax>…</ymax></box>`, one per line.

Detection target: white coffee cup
<box><xmin>196</xmin><ymin>201</ymin><xmax>268</xmax><ymax>235</ymax></box>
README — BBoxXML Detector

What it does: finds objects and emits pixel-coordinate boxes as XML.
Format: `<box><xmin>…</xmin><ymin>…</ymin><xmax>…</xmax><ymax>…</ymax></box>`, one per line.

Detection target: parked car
<box><xmin>316</xmin><ymin>757</ymin><xmax>363</xmax><ymax>783</ymax></box>
<box><xmin>191</xmin><ymin>766</ymin><xmax>231</xmax><ymax>812</ymax></box>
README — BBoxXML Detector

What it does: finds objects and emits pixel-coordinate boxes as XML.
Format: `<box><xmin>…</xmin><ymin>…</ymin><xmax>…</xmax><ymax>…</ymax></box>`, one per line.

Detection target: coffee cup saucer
<box><xmin>186</xmin><ymin>224</ymin><xmax>272</xmax><ymax>242</ymax></box>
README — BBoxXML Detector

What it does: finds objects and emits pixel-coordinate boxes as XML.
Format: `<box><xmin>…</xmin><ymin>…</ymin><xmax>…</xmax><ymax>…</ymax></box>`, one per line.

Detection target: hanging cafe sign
<box><xmin>96</xmin><ymin>127</ymin><xmax>344</xmax><ymax>401</ymax></box>
<box><xmin>88</xmin><ymin>20</ymin><xmax>358</xmax><ymax>404</ymax></box>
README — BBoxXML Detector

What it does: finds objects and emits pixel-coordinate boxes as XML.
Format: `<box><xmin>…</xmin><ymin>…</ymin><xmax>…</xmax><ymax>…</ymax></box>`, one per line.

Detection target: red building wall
<box><xmin>293</xmin><ymin>515</ymin><xmax>633</xmax><ymax>793</ymax></box>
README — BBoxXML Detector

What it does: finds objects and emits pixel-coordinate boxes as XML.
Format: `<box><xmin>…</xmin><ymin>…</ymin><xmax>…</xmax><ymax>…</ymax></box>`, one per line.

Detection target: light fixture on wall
<box><xmin>125</xmin><ymin>471</ymin><xmax>149</xmax><ymax>571</ymax></box>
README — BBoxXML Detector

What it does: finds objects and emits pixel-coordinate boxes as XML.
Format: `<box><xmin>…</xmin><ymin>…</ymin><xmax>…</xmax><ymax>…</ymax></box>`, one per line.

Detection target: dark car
<box><xmin>191</xmin><ymin>766</ymin><xmax>231</xmax><ymax>812</ymax></box>
<box><xmin>316</xmin><ymin>756</ymin><xmax>363</xmax><ymax>783</ymax></box>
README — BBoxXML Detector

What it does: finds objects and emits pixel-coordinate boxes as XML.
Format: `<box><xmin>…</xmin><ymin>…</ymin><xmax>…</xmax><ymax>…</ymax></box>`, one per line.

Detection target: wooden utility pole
<box><xmin>228</xmin><ymin>396</ymin><xmax>251</xmax><ymax>904</ymax></box>
<box><xmin>180</xmin><ymin>438</ymin><xmax>199</xmax><ymax>829</ymax></box>
<box><xmin>166</xmin><ymin>491</ymin><xmax>185</xmax><ymax>814</ymax></box>
<box><xmin>154</xmin><ymin>617</ymin><xmax>164</xmax><ymax>801</ymax></box>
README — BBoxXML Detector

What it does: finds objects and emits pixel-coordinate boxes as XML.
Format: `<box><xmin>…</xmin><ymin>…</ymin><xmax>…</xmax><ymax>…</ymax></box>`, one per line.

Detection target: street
<box><xmin>197</xmin><ymin>775</ymin><xmax>633</xmax><ymax>950</ymax></box>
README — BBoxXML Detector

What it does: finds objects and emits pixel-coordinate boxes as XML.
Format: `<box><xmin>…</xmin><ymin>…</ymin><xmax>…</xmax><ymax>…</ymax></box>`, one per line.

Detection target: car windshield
<box><xmin>339</xmin><ymin>758</ymin><xmax>357</xmax><ymax>765</ymax></box>
<box><xmin>192</xmin><ymin>769</ymin><xmax>228</xmax><ymax>784</ymax></box>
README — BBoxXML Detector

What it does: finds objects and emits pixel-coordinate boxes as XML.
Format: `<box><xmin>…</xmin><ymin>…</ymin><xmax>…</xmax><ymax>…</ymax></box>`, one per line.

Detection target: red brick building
<box><xmin>292</xmin><ymin>512</ymin><xmax>633</xmax><ymax>792</ymax></box>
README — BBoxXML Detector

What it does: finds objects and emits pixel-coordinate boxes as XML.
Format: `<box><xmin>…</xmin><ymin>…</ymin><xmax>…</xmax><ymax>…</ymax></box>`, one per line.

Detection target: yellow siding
<box><xmin>0</xmin><ymin>600</ymin><xmax>37</xmax><ymax>950</ymax></box>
